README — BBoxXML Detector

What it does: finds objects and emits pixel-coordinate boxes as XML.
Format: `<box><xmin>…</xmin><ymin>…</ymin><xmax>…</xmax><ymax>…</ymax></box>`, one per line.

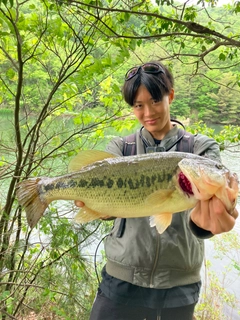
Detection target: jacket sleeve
<box><xmin>105</xmin><ymin>137</ymin><xmax>124</xmax><ymax>156</ymax></box>
<box><xmin>189</xmin><ymin>133</ymin><xmax>221</xmax><ymax>239</ymax></box>
<box><xmin>193</xmin><ymin>133</ymin><xmax>221</xmax><ymax>162</ymax></box>
<box><xmin>189</xmin><ymin>218</ymin><xmax>213</xmax><ymax>239</ymax></box>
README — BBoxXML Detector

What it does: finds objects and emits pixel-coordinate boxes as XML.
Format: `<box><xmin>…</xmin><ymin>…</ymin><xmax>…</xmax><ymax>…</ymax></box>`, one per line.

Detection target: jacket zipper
<box><xmin>150</xmin><ymin>233</ymin><xmax>160</xmax><ymax>288</ymax></box>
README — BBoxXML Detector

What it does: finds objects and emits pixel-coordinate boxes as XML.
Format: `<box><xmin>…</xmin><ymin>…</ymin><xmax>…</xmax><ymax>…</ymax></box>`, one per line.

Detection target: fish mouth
<box><xmin>178</xmin><ymin>172</ymin><xmax>194</xmax><ymax>196</ymax></box>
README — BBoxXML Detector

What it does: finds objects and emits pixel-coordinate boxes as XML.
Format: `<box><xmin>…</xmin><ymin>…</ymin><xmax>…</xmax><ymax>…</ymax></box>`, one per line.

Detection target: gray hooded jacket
<box><xmin>103</xmin><ymin>125</ymin><xmax>221</xmax><ymax>289</ymax></box>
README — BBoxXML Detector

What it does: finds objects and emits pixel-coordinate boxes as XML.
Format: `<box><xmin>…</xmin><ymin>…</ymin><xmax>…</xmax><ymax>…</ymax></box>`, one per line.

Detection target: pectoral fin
<box><xmin>150</xmin><ymin>213</ymin><xmax>173</xmax><ymax>234</ymax></box>
<box><xmin>74</xmin><ymin>205</ymin><xmax>107</xmax><ymax>223</ymax></box>
<box><xmin>146</xmin><ymin>190</ymin><xmax>173</xmax><ymax>206</ymax></box>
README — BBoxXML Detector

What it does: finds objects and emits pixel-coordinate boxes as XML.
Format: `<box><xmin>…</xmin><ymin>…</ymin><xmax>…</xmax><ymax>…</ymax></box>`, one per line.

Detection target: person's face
<box><xmin>132</xmin><ymin>85</ymin><xmax>174</xmax><ymax>140</ymax></box>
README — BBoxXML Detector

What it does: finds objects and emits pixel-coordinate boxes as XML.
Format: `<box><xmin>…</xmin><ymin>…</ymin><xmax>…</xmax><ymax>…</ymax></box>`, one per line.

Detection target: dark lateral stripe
<box><xmin>43</xmin><ymin>171</ymin><xmax>173</xmax><ymax>193</ymax></box>
<box><xmin>117</xmin><ymin>178</ymin><xmax>124</xmax><ymax>188</ymax></box>
<box><xmin>44</xmin><ymin>179</ymin><xmax>82</xmax><ymax>192</ymax></box>
<box><xmin>88</xmin><ymin>178</ymin><xmax>105</xmax><ymax>187</ymax></box>
<box><xmin>43</xmin><ymin>183</ymin><xmax>55</xmax><ymax>192</ymax></box>
<box><xmin>157</xmin><ymin>172</ymin><xmax>172</xmax><ymax>183</ymax></box>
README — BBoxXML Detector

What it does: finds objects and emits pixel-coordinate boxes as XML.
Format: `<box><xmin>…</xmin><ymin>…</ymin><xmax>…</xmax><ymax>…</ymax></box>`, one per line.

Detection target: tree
<box><xmin>58</xmin><ymin>0</ymin><xmax>240</xmax><ymax>79</ymax></box>
<box><xmin>207</xmin><ymin>72</ymin><xmax>240</xmax><ymax>124</ymax></box>
<box><xmin>0</xmin><ymin>1</ymin><xmax>132</xmax><ymax>318</ymax></box>
<box><xmin>52</xmin><ymin>0</ymin><xmax>240</xmax><ymax>121</ymax></box>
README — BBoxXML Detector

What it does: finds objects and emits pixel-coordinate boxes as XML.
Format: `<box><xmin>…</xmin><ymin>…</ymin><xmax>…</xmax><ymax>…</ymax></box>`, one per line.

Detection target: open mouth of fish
<box><xmin>178</xmin><ymin>172</ymin><xmax>194</xmax><ymax>196</ymax></box>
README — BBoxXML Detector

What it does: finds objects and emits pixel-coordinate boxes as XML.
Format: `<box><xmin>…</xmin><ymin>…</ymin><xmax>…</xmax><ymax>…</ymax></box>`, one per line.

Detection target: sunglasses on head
<box><xmin>125</xmin><ymin>63</ymin><xmax>165</xmax><ymax>81</ymax></box>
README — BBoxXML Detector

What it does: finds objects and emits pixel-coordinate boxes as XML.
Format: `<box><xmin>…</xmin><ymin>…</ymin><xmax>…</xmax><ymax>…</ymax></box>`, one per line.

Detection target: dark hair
<box><xmin>123</xmin><ymin>61</ymin><xmax>174</xmax><ymax>106</ymax></box>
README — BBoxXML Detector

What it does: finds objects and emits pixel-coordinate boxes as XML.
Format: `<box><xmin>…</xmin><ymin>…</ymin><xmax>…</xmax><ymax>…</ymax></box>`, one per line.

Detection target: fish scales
<box><xmin>38</xmin><ymin>156</ymin><xmax>179</xmax><ymax>209</ymax></box>
<box><xmin>16</xmin><ymin>150</ymin><xmax>239</xmax><ymax>233</ymax></box>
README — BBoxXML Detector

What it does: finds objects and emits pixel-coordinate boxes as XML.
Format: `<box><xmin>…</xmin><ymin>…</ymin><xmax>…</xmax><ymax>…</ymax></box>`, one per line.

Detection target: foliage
<box><xmin>211</xmin><ymin>230</ymin><xmax>240</xmax><ymax>270</ymax></box>
<box><xmin>0</xmin><ymin>0</ymin><xmax>130</xmax><ymax>318</ymax></box>
<box><xmin>195</xmin><ymin>230</ymin><xmax>240</xmax><ymax>319</ymax></box>
<box><xmin>187</xmin><ymin>121</ymin><xmax>240</xmax><ymax>150</ymax></box>
<box><xmin>195</xmin><ymin>261</ymin><xmax>238</xmax><ymax>320</ymax></box>
<box><xmin>1</xmin><ymin>1</ymin><xmax>240</xmax><ymax>123</ymax></box>
<box><xmin>0</xmin><ymin>108</ymin><xmax>13</xmax><ymax>116</ymax></box>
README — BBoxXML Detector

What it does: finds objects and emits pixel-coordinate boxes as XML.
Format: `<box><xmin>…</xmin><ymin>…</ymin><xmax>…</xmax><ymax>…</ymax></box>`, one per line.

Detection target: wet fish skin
<box><xmin>16</xmin><ymin>150</ymin><xmax>239</xmax><ymax>234</ymax></box>
<box><xmin>179</xmin><ymin>157</ymin><xmax>239</xmax><ymax>212</ymax></box>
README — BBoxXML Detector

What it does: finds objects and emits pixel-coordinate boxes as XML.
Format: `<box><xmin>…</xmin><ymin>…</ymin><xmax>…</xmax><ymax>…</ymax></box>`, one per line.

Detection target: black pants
<box><xmin>89</xmin><ymin>290</ymin><xmax>197</xmax><ymax>320</ymax></box>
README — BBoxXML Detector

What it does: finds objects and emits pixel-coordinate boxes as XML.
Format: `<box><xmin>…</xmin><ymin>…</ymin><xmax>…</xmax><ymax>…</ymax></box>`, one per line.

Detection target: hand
<box><xmin>74</xmin><ymin>200</ymin><xmax>114</xmax><ymax>220</ymax></box>
<box><xmin>75</xmin><ymin>200</ymin><xmax>84</xmax><ymax>208</ymax></box>
<box><xmin>190</xmin><ymin>196</ymin><xmax>238</xmax><ymax>235</ymax></box>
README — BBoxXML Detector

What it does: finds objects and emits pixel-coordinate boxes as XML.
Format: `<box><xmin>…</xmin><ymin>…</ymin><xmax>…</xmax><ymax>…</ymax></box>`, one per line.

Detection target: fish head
<box><xmin>178</xmin><ymin>157</ymin><xmax>238</xmax><ymax>208</ymax></box>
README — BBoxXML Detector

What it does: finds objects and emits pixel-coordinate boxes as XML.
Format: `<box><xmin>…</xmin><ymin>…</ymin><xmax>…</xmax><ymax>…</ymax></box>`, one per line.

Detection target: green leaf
<box><xmin>234</xmin><ymin>1</ymin><xmax>240</xmax><ymax>13</ymax></box>
<box><xmin>219</xmin><ymin>53</ymin><xmax>226</xmax><ymax>61</ymax></box>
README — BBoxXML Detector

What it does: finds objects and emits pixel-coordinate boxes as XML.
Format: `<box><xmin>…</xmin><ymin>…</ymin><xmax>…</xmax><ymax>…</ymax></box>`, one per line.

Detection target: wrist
<box><xmin>189</xmin><ymin>218</ymin><xmax>213</xmax><ymax>239</ymax></box>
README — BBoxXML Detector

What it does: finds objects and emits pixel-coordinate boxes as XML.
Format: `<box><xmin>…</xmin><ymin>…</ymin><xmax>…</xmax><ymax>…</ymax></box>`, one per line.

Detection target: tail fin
<box><xmin>16</xmin><ymin>178</ymin><xmax>48</xmax><ymax>228</ymax></box>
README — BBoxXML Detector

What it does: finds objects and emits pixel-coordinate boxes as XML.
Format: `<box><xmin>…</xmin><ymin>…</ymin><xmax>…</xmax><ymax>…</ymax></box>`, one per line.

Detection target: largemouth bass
<box><xmin>16</xmin><ymin>150</ymin><xmax>239</xmax><ymax>234</ymax></box>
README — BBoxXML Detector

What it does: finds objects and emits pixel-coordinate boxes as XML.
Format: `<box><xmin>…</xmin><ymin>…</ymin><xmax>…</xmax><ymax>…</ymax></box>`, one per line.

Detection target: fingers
<box><xmin>229</xmin><ymin>173</ymin><xmax>239</xmax><ymax>189</ymax></box>
<box><xmin>210</xmin><ymin>197</ymin><xmax>235</xmax><ymax>233</ymax></box>
<box><xmin>190</xmin><ymin>196</ymin><xmax>238</xmax><ymax>235</ymax></box>
<box><xmin>75</xmin><ymin>200</ymin><xmax>85</xmax><ymax>207</ymax></box>
<box><xmin>226</xmin><ymin>173</ymin><xmax>239</xmax><ymax>203</ymax></box>
<box><xmin>230</xmin><ymin>207</ymin><xmax>239</xmax><ymax>220</ymax></box>
<box><xmin>100</xmin><ymin>215</ymin><xmax>115</xmax><ymax>220</ymax></box>
<box><xmin>74</xmin><ymin>201</ymin><xmax>114</xmax><ymax>221</ymax></box>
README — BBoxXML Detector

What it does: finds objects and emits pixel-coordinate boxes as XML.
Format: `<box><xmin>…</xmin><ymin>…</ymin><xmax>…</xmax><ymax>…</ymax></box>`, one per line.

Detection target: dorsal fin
<box><xmin>68</xmin><ymin>150</ymin><xmax>116</xmax><ymax>172</ymax></box>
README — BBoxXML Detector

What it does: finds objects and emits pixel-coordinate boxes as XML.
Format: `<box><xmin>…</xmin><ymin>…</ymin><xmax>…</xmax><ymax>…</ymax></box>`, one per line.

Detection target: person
<box><xmin>75</xmin><ymin>61</ymin><xmax>238</xmax><ymax>320</ymax></box>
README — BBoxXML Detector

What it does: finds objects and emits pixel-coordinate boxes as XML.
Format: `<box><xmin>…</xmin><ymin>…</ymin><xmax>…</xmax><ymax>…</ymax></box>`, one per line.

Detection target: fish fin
<box><xmin>150</xmin><ymin>213</ymin><xmax>172</xmax><ymax>234</ymax></box>
<box><xmin>146</xmin><ymin>190</ymin><xmax>173</xmax><ymax>205</ymax></box>
<box><xmin>16</xmin><ymin>178</ymin><xmax>49</xmax><ymax>229</ymax></box>
<box><xmin>74</xmin><ymin>206</ymin><xmax>107</xmax><ymax>223</ymax></box>
<box><xmin>68</xmin><ymin>150</ymin><xmax>116</xmax><ymax>172</ymax></box>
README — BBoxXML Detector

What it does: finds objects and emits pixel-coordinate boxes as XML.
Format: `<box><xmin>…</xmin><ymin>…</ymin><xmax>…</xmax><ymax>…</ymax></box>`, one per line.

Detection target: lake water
<box><xmin>203</xmin><ymin>149</ymin><xmax>240</xmax><ymax>319</ymax></box>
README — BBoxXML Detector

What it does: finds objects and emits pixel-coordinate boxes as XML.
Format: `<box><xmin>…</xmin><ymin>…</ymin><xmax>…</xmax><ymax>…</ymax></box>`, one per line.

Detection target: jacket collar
<box><xmin>136</xmin><ymin>124</ymin><xmax>180</xmax><ymax>154</ymax></box>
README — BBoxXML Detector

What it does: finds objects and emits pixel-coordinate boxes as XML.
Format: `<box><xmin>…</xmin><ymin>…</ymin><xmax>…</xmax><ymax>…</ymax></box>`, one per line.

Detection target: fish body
<box><xmin>16</xmin><ymin>150</ymin><xmax>239</xmax><ymax>234</ymax></box>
